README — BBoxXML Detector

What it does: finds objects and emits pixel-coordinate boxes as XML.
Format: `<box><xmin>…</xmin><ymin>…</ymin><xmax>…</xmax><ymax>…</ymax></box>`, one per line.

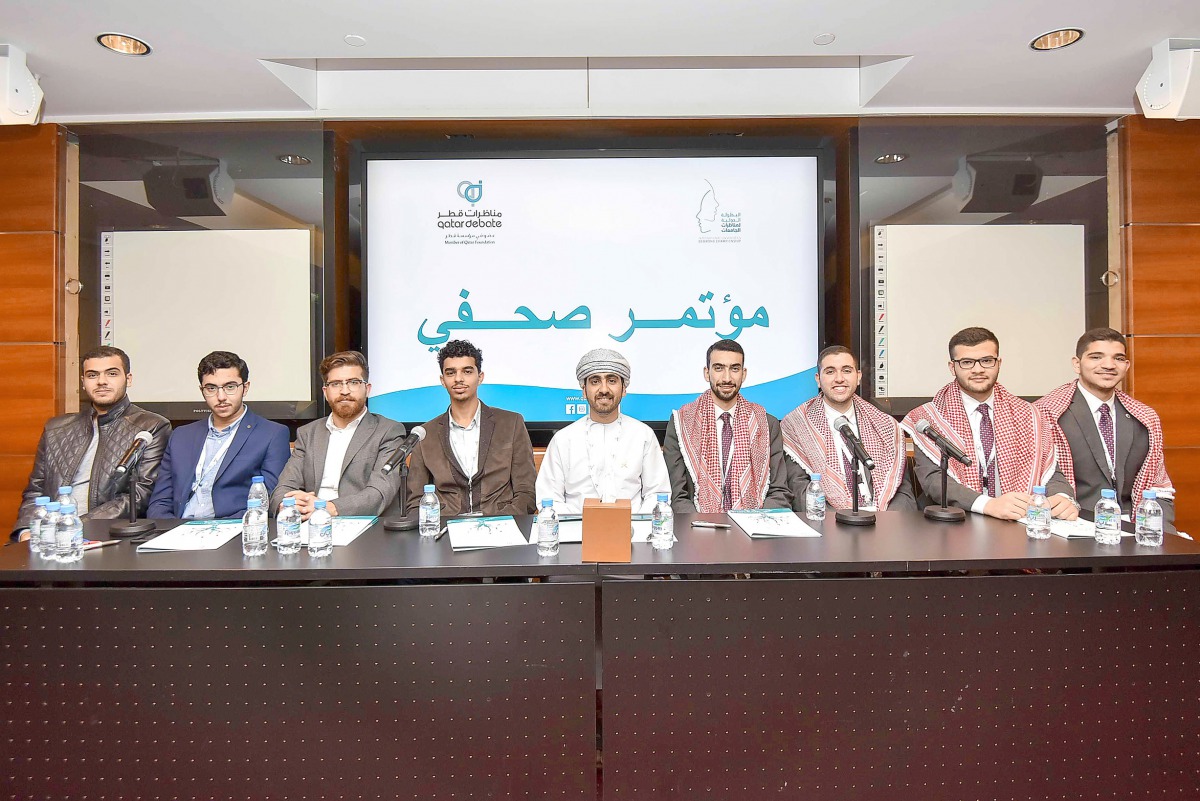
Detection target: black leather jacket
<box><xmin>12</xmin><ymin>395</ymin><xmax>171</xmax><ymax>534</ymax></box>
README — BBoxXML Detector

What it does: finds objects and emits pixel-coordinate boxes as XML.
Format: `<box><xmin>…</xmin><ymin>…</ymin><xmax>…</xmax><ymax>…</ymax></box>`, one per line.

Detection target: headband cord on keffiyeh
<box><xmin>780</xmin><ymin>395</ymin><xmax>906</xmax><ymax>510</ymax></box>
<box><xmin>673</xmin><ymin>390</ymin><xmax>771</xmax><ymax>513</ymax></box>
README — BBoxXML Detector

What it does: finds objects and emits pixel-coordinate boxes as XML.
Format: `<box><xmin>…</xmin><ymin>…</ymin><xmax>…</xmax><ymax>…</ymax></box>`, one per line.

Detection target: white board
<box><xmin>104</xmin><ymin>229</ymin><xmax>313</xmax><ymax>404</ymax></box>
<box><xmin>873</xmin><ymin>224</ymin><xmax>1086</xmax><ymax>399</ymax></box>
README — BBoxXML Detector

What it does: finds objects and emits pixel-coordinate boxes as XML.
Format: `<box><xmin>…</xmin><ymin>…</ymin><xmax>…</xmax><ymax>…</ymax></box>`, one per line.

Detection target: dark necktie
<box><xmin>843</xmin><ymin>452</ymin><xmax>858</xmax><ymax>506</ymax></box>
<box><xmin>720</xmin><ymin>411</ymin><xmax>733</xmax><ymax>511</ymax></box>
<box><xmin>1098</xmin><ymin>403</ymin><xmax>1116</xmax><ymax>482</ymax></box>
<box><xmin>978</xmin><ymin>403</ymin><xmax>999</xmax><ymax>497</ymax></box>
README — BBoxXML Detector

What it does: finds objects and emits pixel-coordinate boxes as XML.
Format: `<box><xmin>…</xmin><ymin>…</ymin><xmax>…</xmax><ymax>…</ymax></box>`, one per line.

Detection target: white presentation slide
<box><xmin>365</xmin><ymin>155</ymin><xmax>820</xmax><ymax>423</ymax></box>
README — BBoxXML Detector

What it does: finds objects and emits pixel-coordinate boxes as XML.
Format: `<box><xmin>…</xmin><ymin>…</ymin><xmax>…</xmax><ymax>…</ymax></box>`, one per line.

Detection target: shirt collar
<box><xmin>960</xmin><ymin>390</ymin><xmax>994</xmax><ymax>417</ymax></box>
<box><xmin>326</xmin><ymin>407</ymin><xmax>368</xmax><ymax>435</ymax></box>
<box><xmin>448</xmin><ymin>401</ymin><xmax>482</xmax><ymax>432</ymax></box>
<box><xmin>822</xmin><ymin>398</ymin><xmax>856</xmax><ymax>430</ymax></box>
<box><xmin>585</xmin><ymin>412</ymin><xmax>623</xmax><ymax>432</ymax></box>
<box><xmin>1077</xmin><ymin>383</ymin><xmax>1115</xmax><ymax>416</ymax></box>
<box><xmin>714</xmin><ymin>400</ymin><xmax>738</xmax><ymax>422</ymax></box>
<box><xmin>208</xmin><ymin>405</ymin><xmax>248</xmax><ymax>437</ymax></box>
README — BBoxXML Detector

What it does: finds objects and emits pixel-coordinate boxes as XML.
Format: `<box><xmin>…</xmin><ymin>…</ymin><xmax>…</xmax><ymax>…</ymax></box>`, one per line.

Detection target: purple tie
<box><xmin>978</xmin><ymin>403</ymin><xmax>999</xmax><ymax>497</ymax></box>
<box><xmin>1098</xmin><ymin>404</ymin><xmax>1116</xmax><ymax>479</ymax></box>
<box><xmin>720</xmin><ymin>412</ymin><xmax>733</xmax><ymax>511</ymax></box>
<box><xmin>843</xmin><ymin>453</ymin><xmax>858</xmax><ymax>506</ymax></box>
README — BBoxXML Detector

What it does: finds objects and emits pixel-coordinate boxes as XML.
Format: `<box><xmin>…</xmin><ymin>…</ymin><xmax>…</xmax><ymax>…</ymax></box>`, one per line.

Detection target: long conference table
<box><xmin>2</xmin><ymin>512</ymin><xmax>1199</xmax><ymax>800</ymax></box>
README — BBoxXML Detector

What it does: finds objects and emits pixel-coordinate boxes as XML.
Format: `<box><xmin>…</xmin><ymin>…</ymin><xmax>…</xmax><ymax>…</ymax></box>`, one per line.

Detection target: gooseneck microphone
<box><xmin>915</xmin><ymin>419</ymin><xmax>973</xmax><ymax>466</ymax></box>
<box><xmin>832</xmin><ymin>416</ymin><xmax>875</xmax><ymax>471</ymax></box>
<box><xmin>114</xmin><ymin>431</ymin><xmax>154</xmax><ymax>475</ymax></box>
<box><xmin>381</xmin><ymin>426</ymin><xmax>427</xmax><ymax>475</ymax></box>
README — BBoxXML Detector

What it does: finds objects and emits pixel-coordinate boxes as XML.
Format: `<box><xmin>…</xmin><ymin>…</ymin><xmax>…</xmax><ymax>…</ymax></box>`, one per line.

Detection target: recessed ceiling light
<box><xmin>813</xmin><ymin>33</ymin><xmax>836</xmax><ymax>46</ymax></box>
<box><xmin>875</xmin><ymin>153</ymin><xmax>907</xmax><ymax>164</ymax></box>
<box><xmin>96</xmin><ymin>33</ymin><xmax>151</xmax><ymax>56</ymax></box>
<box><xmin>1030</xmin><ymin>28</ymin><xmax>1084</xmax><ymax>51</ymax></box>
<box><xmin>344</xmin><ymin>34</ymin><xmax>367</xmax><ymax>47</ymax></box>
<box><xmin>278</xmin><ymin>154</ymin><xmax>311</xmax><ymax>166</ymax></box>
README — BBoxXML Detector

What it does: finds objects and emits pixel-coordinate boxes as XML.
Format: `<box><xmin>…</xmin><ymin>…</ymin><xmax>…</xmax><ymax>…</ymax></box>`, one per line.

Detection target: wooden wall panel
<box><xmin>0</xmin><ymin>233</ymin><xmax>59</xmax><ymax>343</ymax></box>
<box><xmin>1121</xmin><ymin>116</ymin><xmax>1200</xmax><ymax>224</ymax></box>
<box><xmin>1125</xmin><ymin>336</ymin><xmax>1200</xmax><ymax>447</ymax></box>
<box><xmin>0</xmin><ymin>453</ymin><xmax>37</xmax><ymax>533</ymax></box>
<box><xmin>1125</xmin><ymin>225</ymin><xmax>1200</xmax><ymax>335</ymax></box>
<box><xmin>1163</xmin><ymin>447</ymin><xmax>1200</xmax><ymax>534</ymax></box>
<box><xmin>0</xmin><ymin>345</ymin><xmax>58</xmax><ymax>455</ymax></box>
<box><xmin>0</xmin><ymin>126</ymin><xmax>61</xmax><ymax>233</ymax></box>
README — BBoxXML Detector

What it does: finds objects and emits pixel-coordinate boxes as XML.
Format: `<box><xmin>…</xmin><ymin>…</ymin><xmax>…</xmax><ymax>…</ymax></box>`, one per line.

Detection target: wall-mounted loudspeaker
<box><xmin>1137</xmin><ymin>38</ymin><xmax>1200</xmax><ymax>120</ymax></box>
<box><xmin>0</xmin><ymin>44</ymin><xmax>44</xmax><ymax>126</ymax></box>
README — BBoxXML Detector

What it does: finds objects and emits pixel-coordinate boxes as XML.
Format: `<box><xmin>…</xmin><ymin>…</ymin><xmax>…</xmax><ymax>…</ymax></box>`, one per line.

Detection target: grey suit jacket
<box><xmin>663</xmin><ymin>411</ymin><xmax>793</xmax><ymax>514</ymax></box>
<box><xmin>912</xmin><ymin>440</ymin><xmax>1074</xmax><ymax>513</ymax></box>
<box><xmin>784</xmin><ymin>455</ymin><xmax>919</xmax><ymax>513</ymax></box>
<box><xmin>270</xmin><ymin>412</ymin><xmax>407</xmax><ymax>516</ymax></box>
<box><xmin>1055</xmin><ymin>389</ymin><xmax>1175</xmax><ymax>528</ymax></box>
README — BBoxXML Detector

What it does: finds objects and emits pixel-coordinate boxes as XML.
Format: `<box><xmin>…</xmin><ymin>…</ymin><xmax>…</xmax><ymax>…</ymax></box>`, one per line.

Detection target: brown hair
<box><xmin>319</xmin><ymin>350</ymin><xmax>369</xmax><ymax>381</ymax></box>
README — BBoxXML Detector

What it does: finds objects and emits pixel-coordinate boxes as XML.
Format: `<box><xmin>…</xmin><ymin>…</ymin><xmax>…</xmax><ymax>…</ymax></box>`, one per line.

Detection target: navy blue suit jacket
<box><xmin>147</xmin><ymin>408</ymin><xmax>291</xmax><ymax>519</ymax></box>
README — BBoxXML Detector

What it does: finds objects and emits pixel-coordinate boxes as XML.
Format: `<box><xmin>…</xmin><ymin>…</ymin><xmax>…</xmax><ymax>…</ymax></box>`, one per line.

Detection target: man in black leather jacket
<box><xmin>11</xmin><ymin>346</ymin><xmax>171</xmax><ymax>539</ymax></box>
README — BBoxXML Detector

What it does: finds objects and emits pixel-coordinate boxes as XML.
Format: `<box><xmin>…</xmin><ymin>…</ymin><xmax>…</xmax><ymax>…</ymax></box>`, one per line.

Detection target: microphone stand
<box><xmin>108</xmin><ymin>460</ymin><xmax>156</xmax><ymax>537</ymax></box>
<box><xmin>382</xmin><ymin>461</ymin><xmax>416</xmax><ymax>531</ymax></box>
<box><xmin>834</xmin><ymin>448</ymin><xmax>876</xmax><ymax>526</ymax></box>
<box><xmin>923</xmin><ymin>449</ymin><xmax>967</xmax><ymax>523</ymax></box>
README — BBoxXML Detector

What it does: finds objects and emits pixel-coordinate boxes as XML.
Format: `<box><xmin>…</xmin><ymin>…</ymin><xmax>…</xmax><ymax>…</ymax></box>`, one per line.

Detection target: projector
<box><xmin>0</xmin><ymin>44</ymin><xmax>44</xmax><ymax>126</ymax></box>
<box><xmin>143</xmin><ymin>160</ymin><xmax>235</xmax><ymax>217</ymax></box>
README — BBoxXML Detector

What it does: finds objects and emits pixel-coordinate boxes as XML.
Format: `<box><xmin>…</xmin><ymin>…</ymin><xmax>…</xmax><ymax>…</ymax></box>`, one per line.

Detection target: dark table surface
<box><xmin>2</xmin><ymin>511</ymin><xmax>1198</xmax><ymax>584</ymax></box>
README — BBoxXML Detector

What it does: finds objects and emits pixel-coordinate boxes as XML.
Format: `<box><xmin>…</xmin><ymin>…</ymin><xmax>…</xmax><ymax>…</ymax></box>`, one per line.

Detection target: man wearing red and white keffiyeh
<box><xmin>780</xmin><ymin>345</ymin><xmax>916</xmax><ymax>512</ymax></box>
<box><xmin>664</xmin><ymin>339</ymin><xmax>793</xmax><ymax>514</ymax></box>
<box><xmin>900</xmin><ymin>327</ymin><xmax>1077</xmax><ymax>521</ymax></box>
<box><xmin>1035</xmin><ymin>327</ymin><xmax>1176</xmax><ymax>531</ymax></box>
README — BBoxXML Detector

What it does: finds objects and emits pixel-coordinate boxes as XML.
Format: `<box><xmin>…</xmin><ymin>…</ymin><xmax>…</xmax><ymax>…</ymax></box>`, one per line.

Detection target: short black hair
<box><xmin>706</xmin><ymin>338</ymin><xmax>744</xmax><ymax>367</ymax></box>
<box><xmin>197</xmin><ymin>351</ymin><xmax>249</xmax><ymax>384</ymax></box>
<box><xmin>438</xmin><ymin>339</ymin><xmax>483</xmax><ymax>372</ymax></box>
<box><xmin>818</xmin><ymin>344</ymin><xmax>858</xmax><ymax>370</ymax></box>
<box><xmin>81</xmin><ymin>345</ymin><xmax>130</xmax><ymax>374</ymax></box>
<box><xmin>1075</xmin><ymin>327</ymin><xmax>1126</xmax><ymax>359</ymax></box>
<box><xmin>948</xmin><ymin>327</ymin><xmax>999</xmax><ymax>358</ymax></box>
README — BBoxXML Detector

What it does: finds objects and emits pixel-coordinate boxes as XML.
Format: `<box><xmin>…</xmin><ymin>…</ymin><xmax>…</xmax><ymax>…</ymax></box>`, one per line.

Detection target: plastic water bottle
<box><xmin>418</xmin><ymin>484</ymin><xmax>441</xmax><ymax>538</ymax></box>
<box><xmin>1094</xmin><ymin>488</ymin><xmax>1122</xmax><ymax>545</ymax></box>
<box><xmin>805</xmin><ymin>473</ymin><xmax>826</xmax><ymax>521</ymax></box>
<box><xmin>1025</xmin><ymin>485</ymin><xmax>1052</xmax><ymax>540</ymax></box>
<box><xmin>242</xmin><ymin>498</ymin><xmax>268</xmax><ymax>557</ymax></box>
<box><xmin>55</xmin><ymin>503</ymin><xmax>83</xmax><ymax>563</ymax></box>
<box><xmin>27</xmin><ymin>496</ymin><xmax>50</xmax><ymax>555</ymax></box>
<box><xmin>651</xmin><ymin>492</ymin><xmax>674</xmax><ymax>550</ymax></box>
<box><xmin>39</xmin><ymin>501</ymin><xmax>62</xmax><ymax>558</ymax></box>
<box><xmin>308</xmin><ymin>499</ymin><xmax>333</xmax><ymax>557</ymax></box>
<box><xmin>276</xmin><ymin>497</ymin><xmax>302</xmax><ymax>555</ymax></box>
<box><xmin>1135</xmin><ymin>490</ymin><xmax>1164</xmax><ymax>547</ymax></box>
<box><xmin>536</xmin><ymin>499</ymin><xmax>560</xmax><ymax>557</ymax></box>
<box><xmin>247</xmin><ymin>476</ymin><xmax>269</xmax><ymax>511</ymax></box>
<box><xmin>56</xmin><ymin>485</ymin><xmax>75</xmax><ymax>510</ymax></box>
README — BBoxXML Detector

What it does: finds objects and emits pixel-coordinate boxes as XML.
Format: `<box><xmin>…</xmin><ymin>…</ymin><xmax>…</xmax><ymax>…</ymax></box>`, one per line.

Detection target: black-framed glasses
<box><xmin>324</xmin><ymin>378</ymin><xmax>368</xmax><ymax>390</ymax></box>
<box><xmin>951</xmin><ymin>357</ymin><xmax>999</xmax><ymax>369</ymax></box>
<box><xmin>200</xmin><ymin>381</ymin><xmax>245</xmax><ymax>396</ymax></box>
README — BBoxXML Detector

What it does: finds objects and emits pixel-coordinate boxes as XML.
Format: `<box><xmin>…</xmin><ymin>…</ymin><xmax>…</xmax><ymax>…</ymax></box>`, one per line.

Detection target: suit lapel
<box><xmin>1114</xmin><ymin>396</ymin><xmax>1137</xmax><ymax>494</ymax></box>
<box><xmin>340</xmin><ymin>413</ymin><xmax>377</xmax><ymax>478</ymax></box>
<box><xmin>438</xmin><ymin>412</ymin><xmax>469</xmax><ymax>483</ymax></box>
<box><xmin>309</xmin><ymin>423</ymin><xmax>331</xmax><ymax>490</ymax></box>
<box><xmin>476</xmin><ymin>403</ymin><xmax>495</xmax><ymax>479</ymax></box>
<box><xmin>214</xmin><ymin>410</ymin><xmax>255</xmax><ymax>483</ymax></box>
<box><xmin>1068</xmin><ymin>388</ymin><xmax>1111</xmax><ymax>480</ymax></box>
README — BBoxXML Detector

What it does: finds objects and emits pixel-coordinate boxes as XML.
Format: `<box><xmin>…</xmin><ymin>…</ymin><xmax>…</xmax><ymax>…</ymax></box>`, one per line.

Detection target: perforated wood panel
<box><xmin>1</xmin><ymin>583</ymin><xmax>597</xmax><ymax>800</ymax></box>
<box><xmin>603</xmin><ymin>573</ymin><xmax>1200</xmax><ymax>800</ymax></box>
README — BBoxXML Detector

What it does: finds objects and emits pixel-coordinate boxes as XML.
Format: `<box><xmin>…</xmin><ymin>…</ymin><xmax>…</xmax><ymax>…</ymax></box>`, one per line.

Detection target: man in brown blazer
<box><xmin>405</xmin><ymin>340</ymin><xmax>537</xmax><ymax>517</ymax></box>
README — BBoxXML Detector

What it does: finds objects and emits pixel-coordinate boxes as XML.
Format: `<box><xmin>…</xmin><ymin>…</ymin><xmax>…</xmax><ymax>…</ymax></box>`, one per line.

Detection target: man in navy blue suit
<box><xmin>147</xmin><ymin>351</ymin><xmax>291</xmax><ymax>519</ymax></box>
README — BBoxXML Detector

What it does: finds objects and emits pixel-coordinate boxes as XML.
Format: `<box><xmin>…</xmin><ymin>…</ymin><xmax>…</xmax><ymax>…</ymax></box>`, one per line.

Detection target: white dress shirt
<box><xmin>822</xmin><ymin>400</ymin><xmax>875</xmax><ymax>509</ymax></box>
<box><xmin>318</xmin><ymin>408</ymin><xmax>368</xmax><ymax>501</ymax></box>
<box><xmin>961</xmin><ymin>392</ymin><xmax>997</xmax><ymax>514</ymax></box>
<box><xmin>448</xmin><ymin>401</ymin><xmax>482</xmax><ymax>478</ymax></box>
<box><xmin>536</xmin><ymin>413</ymin><xmax>670</xmax><ymax>515</ymax></box>
<box><xmin>713</xmin><ymin>400</ymin><xmax>738</xmax><ymax>478</ymax></box>
<box><xmin>1077</xmin><ymin>384</ymin><xmax>1117</xmax><ymax>476</ymax></box>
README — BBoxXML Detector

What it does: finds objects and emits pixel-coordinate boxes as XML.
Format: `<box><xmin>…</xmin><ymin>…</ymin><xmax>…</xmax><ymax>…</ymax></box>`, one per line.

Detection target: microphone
<box><xmin>915</xmin><ymin>419</ymin><xmax>973</xmax><ymax>467</ymax></box>
<box><xmin>380</xmin><ymin>426</ymin><xmax>427</xmax><ymax>475</ymax></box>
<box><xmin>114</xmin><ymin>431</ymin><xmax>154</xmax><ymax>475</ymax></box>
<box><xmin>833</xmin><ymin>416</ymin><xmax>875</xmax><ymax>471</ymax></box>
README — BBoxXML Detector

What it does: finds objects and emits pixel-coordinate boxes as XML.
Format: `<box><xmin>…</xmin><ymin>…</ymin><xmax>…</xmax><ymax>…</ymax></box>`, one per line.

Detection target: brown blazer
<box><xmin>405</xmin><ymin>403</ymin><xmax>537</xmax><ymax>517</ymax></box>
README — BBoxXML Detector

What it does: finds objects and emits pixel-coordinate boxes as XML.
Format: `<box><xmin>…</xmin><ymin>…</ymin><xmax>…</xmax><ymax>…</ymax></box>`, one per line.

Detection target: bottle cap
<box><xmin>282</xmin><ymin>497</ymin><xmax>296</xmax><ymax>507</ymax></box>
<box><xmin>657</xmin><ymin>492</ymin><xmax>669</xmax><ymax>502</ymax></box>
<box><xmin>810</xmin><ymin>473</ymin><xmax>821</xmax><ymax>481</ymax></box>
<box><xmin>424</xmin><ymin>484</ymin><xmax>435</xmax><ymax>493</ymax></box>
<box><xmin>247</xmin><ymin>499</ymin><xmax>262</xmax><ymax>508</ymax></box>
<box><xmin>1101</xmin><ymin>489</ymin><xmax>1116</xmax><ymax>499</ymax></box>
<box><xmin>541</xmin><ymin>499</ymin><xmax>553</xmax><ymax>508</ymax></box>
<box><xmin>252</xmin><ymin>476</ymin><xmax>264</xmax><ymax>483</ymax></box>
<box><xmin>58</xmin><ymin>486</ymin><xmax>72</xmax><ymax>496</ymax></box>
<box><xmin>1143</xmin><ymin>490</ymin><xmax>1157</xmax><ymax>500</ymax></box>
<box><xmin>59</xmin><ymin>504</ymin><xmax>76</xmax><ymax>515</ymax></box>
<box><xmin>35</xmin><ymin>496</ymin><xmax>49</xmax><ymax>506</ymax></box>
<box><xmin>46</xmin><ymin>502</ymin><xmax>61</xmax><ymax>511</ymax></box>
<box><xmin>1033</xmin><ymin>486</ymin><xmax>1046</xmax><ymax>494</ymax></box>
<box><xmin>315</xmin><ymin>499</ymin><xmax>327</xmax><ymax>508</ymax></box>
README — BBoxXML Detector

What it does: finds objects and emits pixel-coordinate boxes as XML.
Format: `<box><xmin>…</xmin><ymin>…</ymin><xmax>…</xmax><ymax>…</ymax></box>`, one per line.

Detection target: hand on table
<box><xmin>983</xmin><ymin>492</ymin><xmax>1032</xmax><ymax>521</ymax></box>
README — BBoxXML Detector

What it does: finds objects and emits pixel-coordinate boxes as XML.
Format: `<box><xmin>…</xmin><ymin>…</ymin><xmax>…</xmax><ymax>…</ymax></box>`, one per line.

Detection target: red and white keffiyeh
<box><xmin>901</xmin><ymin>382</ymin><xmax>1058</xmax><ymax>495</ymax></box>
<box><xmin>780</xmin><ymin>396</ymin><xmax>906</xmax><ymax>510</ymax></box>
<box><xmin>673</xmin><ymin>391</ymin><xmax>771</xmax><ymax>513</ymax></box>
<box><xmin>1035</xmin><ymin>380</ymin><xmax>1174</xmax><ymax>500</ymax></box>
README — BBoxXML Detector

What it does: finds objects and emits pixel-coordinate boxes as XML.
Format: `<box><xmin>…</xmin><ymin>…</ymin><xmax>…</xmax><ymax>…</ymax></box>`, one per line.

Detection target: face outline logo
<box><xmin>696</xmin><ymin>180</ymin><xmax>719</xmax><ymax>233</ymax></box>
<box><xmin>457</xmin><ymin>180</ymin><xmax>483</xmax><ymax>205</ymax></box>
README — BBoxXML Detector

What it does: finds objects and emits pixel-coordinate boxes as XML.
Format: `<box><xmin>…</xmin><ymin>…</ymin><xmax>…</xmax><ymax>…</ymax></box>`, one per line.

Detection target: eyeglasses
<box><xmin>200</xmin><ymin>382</ymin><xmax>245</xmax><ymax>396</ymax></box>
<box><xmin>951</xmin><ymin>357</ymin><xmax>999</xmax><ymax>369</ymax></box>
<box><xmin>324</xmin><ymin>378</ymin><xmax>367</xmax><ymax>391</ymax></box>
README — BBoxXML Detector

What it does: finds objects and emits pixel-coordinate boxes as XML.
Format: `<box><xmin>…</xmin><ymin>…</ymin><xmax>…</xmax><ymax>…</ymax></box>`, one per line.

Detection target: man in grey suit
<box><xmin>271</xmin><ymin>351</ymin><xmax>407</xmax><ymax>519</ymax></box>
<box><xmin>1036</xmin><ymin>328</ymin><xmax>1176</xmax><ymax>529</ymax></box>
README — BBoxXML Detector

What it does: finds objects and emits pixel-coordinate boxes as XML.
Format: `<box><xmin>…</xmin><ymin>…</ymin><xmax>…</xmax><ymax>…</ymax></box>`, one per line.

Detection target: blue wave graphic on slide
<box><xmin>370</xmin><ymin>368</ymin><xmax>818</xmax><ymax>423</ymax></box>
